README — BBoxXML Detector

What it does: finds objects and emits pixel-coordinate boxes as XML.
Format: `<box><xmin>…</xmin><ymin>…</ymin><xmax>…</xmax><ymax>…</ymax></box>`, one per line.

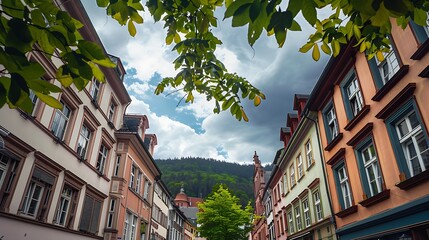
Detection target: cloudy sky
<box><xmin>82</xmin><ymin>2</ymin><xmax>329</xmax><ymax>165</ymax></box>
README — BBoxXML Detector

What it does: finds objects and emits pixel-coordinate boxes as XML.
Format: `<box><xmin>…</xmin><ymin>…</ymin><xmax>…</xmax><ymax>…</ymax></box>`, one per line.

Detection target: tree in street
<box><xmin>197</xmin><ymin>184</ymin><xmax>254</xmax><ymax>240</ymax></box>
<box><xmin>1</xmin><ymin>0</ymin><xmax>428</xmax><ymax>120</ymax></box>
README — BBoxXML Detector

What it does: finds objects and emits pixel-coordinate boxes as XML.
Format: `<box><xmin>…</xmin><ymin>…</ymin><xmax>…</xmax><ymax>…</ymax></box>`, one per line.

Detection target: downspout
<box><xmin>302</xmin><ymin>109</ymin><xmax>338</xmax><ymax>237</ymax></box>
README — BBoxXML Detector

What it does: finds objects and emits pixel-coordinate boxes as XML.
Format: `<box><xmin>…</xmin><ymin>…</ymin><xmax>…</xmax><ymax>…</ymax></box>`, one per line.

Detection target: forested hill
<box><xmin>154</xmin><ymin>157</ymin><xmax>255</xmax><ymax>206</ymax></box>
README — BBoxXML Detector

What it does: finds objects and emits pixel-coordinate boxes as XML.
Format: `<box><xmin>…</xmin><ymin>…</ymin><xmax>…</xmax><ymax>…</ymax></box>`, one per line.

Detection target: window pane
<box><xmin>416</xmin><ymin>133</ymin><xmax>429</xmax><ymax>169</ymax></box>
<box><xmin>397</xmin><ymin>119</ymin><xmax>409</xmax><ymax>138</ymax></box>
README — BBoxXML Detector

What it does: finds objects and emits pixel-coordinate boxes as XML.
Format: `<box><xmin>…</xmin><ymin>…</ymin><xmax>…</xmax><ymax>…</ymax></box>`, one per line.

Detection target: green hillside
<box><xmin>155</xmin><ymin>157</ymin><xmax>255</xmax><ymax>206</ymax></box>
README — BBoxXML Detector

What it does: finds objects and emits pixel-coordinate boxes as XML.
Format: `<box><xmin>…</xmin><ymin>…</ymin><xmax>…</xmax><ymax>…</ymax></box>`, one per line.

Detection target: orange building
<box><xmin>107</xmin><ymin>115</ymin><xmax>161</xmax><ymax>240</ymax></box>
<box><xmin>306</xmin><ymin>19</ymin><xmax>429</xmax><ymax>239</ymax></box>
<box><xmin>251</xmin><ymin>152</ymin><xmax>269</xmax><ymax>240</ymax></box>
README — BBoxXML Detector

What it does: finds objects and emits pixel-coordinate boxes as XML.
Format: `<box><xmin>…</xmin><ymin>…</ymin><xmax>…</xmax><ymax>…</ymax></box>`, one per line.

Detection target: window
<box><xmin>290</xmin><ymin>164</ymin><xmax>296</xmax><ymax>187</ymax></box>
<box><xmin>124</xmin><ymin>212</ymin><xmax>137</xmax><ymax>240</ymax></box>
<box><xmin>136</xmin><ymin>171</ymin><xmax>142</xmax><ymax>194</ymax></box>
<box><xmin>29</xmin><ymin>90</ymin><xmax>39</xmax><ymax>115</ymax></box>
<box><xmin>306</xmin><ymin>140</ymin><xmax>313</xmax><ymax>168</ymax></box>
<box><xmin>386</xmin><ymin>100</ymin><xmax>429</xmax><ymax>178</ymax></box>
<box><xmin>96</xmin><ymin>144</ymin><xmax>108</xmax><ymax>174</ymax></box>
<box><xmin>375</xmin><ymin>47</ymin><xmax>400</xmax><ymax>85</ymax></box>
<box><xmin>302</xmin><ymin>198</ymin><xmax>311</xmax><ymax>227</ymax></box>
<box><xmin>21</xmin><ymin>167</ymin><xmax>56</xmax><ymax>220</ymax></box>
<box><xmin>55</xmin><ymin>184</ymin><xmax>79</xmax><ymax>227</ymax></box>
<box><xmin>295</xmin><ymin>204</ymin><xmax>302</xmax><ymax>231</ymax></box>
<box><xmin>130</xmin><ymin>165</ymin><xmax>135</xmax><ymax>188</ymax></box>
<box><xmin>114</xmin><ymin>155</ymin><xmax>121</xmax><ymax>176</ymax></box>
<box><xmin>0</xmin><ymin>153</ymin><xmax>19</xmax><ymax>208</ymax></box>
<box><xmin>297</xmin><ymin>154</ymin><xmax>304</xmax><ymax>179</ymax></box>
<box><xmin>323</xmin><ymin>103</ymin><xmax>339</xmax><ymax>142</ymax></box>
<box><xmin>107</xmin><ymin>198</ymin><xmax>116</xmax><ymax>228</ymax></box>
<box><xmin>77</xmin><ymin>125</ymin><xmax>91</xmax><ymax>160</ymax></box>
<box><xmin>335</xmin><ymin>164</ymin><xmax>353</xmax><ymax>209</ymax></box>
<box><xmin>313</xmin><ymin>190</ymin><xmax>323</xmax><ymax>221</ymax></box>
<box><xmin>79</xmin><ymin>194</ymin><xmax>102</xmax><ymax>234</ymax></box>
<box><xmin>283</xmin><ymin>172</ymin><xmax>288</xmax><ymax>194</ymax></box>
<box><xmin>341</xmin><ymin>70</ymin><xmax>364</xmax><ymax>119</ymax></box>
<box><xmin>51</xmin><ymin>100</ymin><xmax>71</xmax><ymax>140</ymax></box>
<box><xmin>143</xmin><ymin>179</ymin><xmax>151</xmax><ymax>200</ymax></box>
<box><xmin>287</xmin><ymin>209</ymin><xmax>294</xmax><ymax>233</ymax></box>
<box><xmin>90</xmin><ymin>79</ymin><xmax>101</xmax><ymax>101</ymax></box>
<box><xmin>108</xmin><ymin>101</ymin><xmax>116</xmax><ymax>123</ymax></box>
<box><xmin>356</xmin><ymin>139</ymin><xmax>383</xmax><ymax>197</ymax></box>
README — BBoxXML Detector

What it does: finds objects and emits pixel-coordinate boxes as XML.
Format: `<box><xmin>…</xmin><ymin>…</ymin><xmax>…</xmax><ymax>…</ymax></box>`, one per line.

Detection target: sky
<box><xmin>82</xmin><ymin>2</ymin><xmax>329</xmax><ymax>165</ymax></box>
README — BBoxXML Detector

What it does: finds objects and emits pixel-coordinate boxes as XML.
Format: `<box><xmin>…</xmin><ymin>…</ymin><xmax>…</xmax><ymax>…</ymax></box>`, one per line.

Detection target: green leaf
<box><xmin>384</xmin><ymin>0</ymin><xmax>409</xmax><ymax>16</ymax></box>
<box><xmin>287</xmin><ymin>0</ymin><xmax>302</xmax><ymax>17</ymax></box>
<box><xmin>321</xmin><ymin>42</ymin><xmax>331</xmax><ymax>54</ymax></box>
<box><xmin>35</xmin><ymin>92</ymin><xmax>63</xmax><ymax>109</ymax></box>
<box><xmin>232</xmin><ymin>4</ymin><xmax>251</xmax><ymax>27</ymax></box>
<box><xmin>299</xmin><ymin>42</ymin><xmax>314</xmax><ymax>53</ymax></box>
<box><xmin>312</xmin><ymin>43</ymin><xmax>320</xmax><ymax>61</ymax></box>
<box><xmin>97</xmin><ymin>0</ymin><xmax>109</xmax><ymax>7</ymax></box>
<box><xmin>88</xmin><ymin>62</ymin><xmax>105</xmax><ymax>82</ymax></box>
<box><xmin>413</xmin><ymin>8</ymin><xmax>428</xmax><ymax>26</ymax></box>
<box><xmin>302</xmin><ymin>0</ymin><xmax>317</xmax><ymax>25</ymax></box>
<box><xmin>224</xmin><ymin>0</ymin><xmax>252</xmax><ymax>19</ymax></box>
<box><xmin>275</xmin><ymin>28</ymin><xmax>287</xmax><ymax>47</ymax></box>
<box><xmin>249</xmin><ymin>1</ymin><xmax>261</xmax><ymax>23</ymax></box>
<box><xmin>222</xmin><ymin>97</ymin><xmax>234</xmax><ymax>110</ymax></box>
<box><xmin>128</xmin><ymin>20</ymin><xmax>137</xmax><ymax>36</ymax></box>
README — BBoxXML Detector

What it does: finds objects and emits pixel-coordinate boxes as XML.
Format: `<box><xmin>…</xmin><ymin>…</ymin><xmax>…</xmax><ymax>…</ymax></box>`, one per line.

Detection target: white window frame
<box><xmin>396</xmin><ymin>111</ymin><xmax>429</xmax><ymax>177</ymax></box>
<box><xmin>51</xmin><ymin>101</ymin><xmax>71</xmax><ymax>140</ymax></box>
<box><xmin>290</xmin><ymin>164</ymin><xmax>295</xmax><ymax>187</ymax></box>
<box><xmin>326</xmin><ymin>106</ymin><xmax>339</xmax><ymax>140</ymax></box>
<box><xmin>108</xmin><ymin>102</ymin><xmax>116</xmax><ymax>122</ymax></box>
<box><xmin>346</xmin><ymin>76</ymin><xmax>363</xmax><ymax>117</ymax></box>
<box><xmin>96</xmin><ymin>144</ymin><xmax>108</xmax><ymax>174</ymax></box>
<box><xmin>114</xmin><ymin>155</ymin><xmax>121</xmax><ymax>176</ymax></box>
<box><xmin>287</xmin><ymin>210</ymin><xmax>294</xmax><ymax>233</ymax></box>
<box><xmin>303</xmin><ymin>198</ymin><xmax>311</xmax><ymax>227</ymax></box>
<box><xmin>22</xmin><ymin>181</ymin><xmax>44</xmax><ymax>217</ymax></box>
<box><xmin>375</xmin><ymin>47</ymin><xmax>400</xmax><ymax>85</ymax></box>
<box><xmin>90</xmin><ymin>79</ymin><xmax>101</xmax><ymax>101</ymax></box>
<box><xmin>107</xmin><ymin>198</ymin><xmax>116</xmax><ymax>228</ymax></box>
<box><xmin>297</xmin><ymin>154</ymin><xmax>303</xmax><ymax>179</ymax></box>
<box><xmin>313</xmin><ymin>191</ymin><xmax>323</xmax><ymax>221</ymax></box>
<box><xmin>338</xmin><ymin>166</ymin><xmax>353</xmax><ymax>209</ymax></box>
<box><xmin>306</xmin><ymin>140</ymin><xmax>313</xmax><ymax>168</ymax></box>
<box><xmin>77</xmin><ymin>125</ymin><xmax>91</xmax><ymax>159</ymax></box>
<box><xmin>295</xmin><ymin>204</ymin><xmax>302</xmax><ymax>231</ymax></box>
<box><xmin>362</xmin><ymin>143</ymin><xmax>383</xmax><ymax>196</ymax></box>
<box><xmin>130</xmin><ymin>165</ymin><xmax>135</xmax><ymax>188</ymax></box>
<box><xmin>55</xmin><ymin>185</ymin><xmax>73</xmax><ymax>226</ymax></box>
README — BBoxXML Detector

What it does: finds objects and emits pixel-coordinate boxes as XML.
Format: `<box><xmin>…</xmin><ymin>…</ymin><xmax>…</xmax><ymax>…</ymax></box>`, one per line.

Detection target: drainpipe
<box><xmin>302</xmin><ymin>109</ymin><xmax>338</xmax><ymax>238</ymax></box>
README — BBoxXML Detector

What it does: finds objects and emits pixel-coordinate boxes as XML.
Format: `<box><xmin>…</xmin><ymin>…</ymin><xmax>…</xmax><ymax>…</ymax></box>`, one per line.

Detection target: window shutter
<box><xmin>79</xmin><ymin>196</ymin><xmax>94</xmax><ymax>232</ymax></box>
<box><xmin>367</xmin><ymin>58</ymin><xmax>384</xmax><ymax>90</ymax></box>
<box><xmin>410</xmin><ymin>21</ymin><xmax>428</xmax><ymax>44</ymax></box>
<box><xmin>89</xmin><ymin>200</ymin><xmax>102</xmax><ymax>234</ymax></box>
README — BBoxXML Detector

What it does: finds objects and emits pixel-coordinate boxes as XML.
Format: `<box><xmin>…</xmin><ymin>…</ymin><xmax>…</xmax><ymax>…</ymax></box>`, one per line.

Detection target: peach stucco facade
<box><xmin>307</xmin><ymin>19</ymin><xmax>429</xmax><ymax>239</ymax></box>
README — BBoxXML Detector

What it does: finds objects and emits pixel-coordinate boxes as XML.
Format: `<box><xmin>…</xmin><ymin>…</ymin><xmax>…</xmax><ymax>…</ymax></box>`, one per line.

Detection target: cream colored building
<box><xmin>0</xmin><ymin>0</ymin><xmax>130</xmax><ymax>239</ymax></box>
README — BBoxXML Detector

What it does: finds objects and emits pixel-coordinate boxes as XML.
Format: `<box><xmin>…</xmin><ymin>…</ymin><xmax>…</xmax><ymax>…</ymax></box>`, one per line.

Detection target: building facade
<box><xmin>306</xmin><ymin>19</ymin><xmax>429</xmax><ymax>239</ymax></box>
<box><xmin>151</xmin><ymin>180</ymin><xmax>171</xmax><ymax>240</ymax></box>
<box><xmin>0</xmin><ymin>1</ymin><xmax>130</xmax><ymax>239</ymax></box>
<box><xmin>251</xmin><ymin>152</ymin><xmax>269</xmax><ymax>240</ymax></box>
<box><xmin>267</xmin><ymin>94</ymin><xmax>336</xmax><ymax>240</ymax></box>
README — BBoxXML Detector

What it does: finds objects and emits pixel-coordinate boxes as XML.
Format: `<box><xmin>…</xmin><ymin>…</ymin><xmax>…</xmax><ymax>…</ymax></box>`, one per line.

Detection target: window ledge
<box><xmin>372</xmin><ymin>65</ymin><xmax>410</xmax><ymax>102</ymax></box>
<box><xmin>375</xmin><ymin>83</ymin><xmax>416</xmax><ymax>119</ymax></box>
<box><xmin>91</xmin><ymin>98</ymin><xmax>99</xmax><ymax>109</ymax></box>
<box><xmin>306</xmin><ymin>162</ymin><xmax>315</xmax><ymax>171</ymax></box>
<box><xmin>396</xmin><ymin>170</ymin><xmax>429</xmax><ymax>190</ymax></box>
<box><xmin>335</xmin><ymin>205</ymin><xmax>358</xmax><ymax>218</ymax></box>
<box><xmin>411</xmin><ymin>37</ymin><xmax>429</xmax><ymax>60</ymax></box>
<box><xmin>344</xmin><ymin>105</ymin><xmax>370</xmax><ymax>131</ymax></box>
<box><xmin>108</xmin><ymin>121</ymin><xmax>115</xmax><ymax>129</ymax></box>
<box><xmin>359</xmin><ymin>189</ymin><xmax>390</xmax><ymax>208</ymax></box>
<box><xmin>418</xmin><ymin>65</ymin><xmax>429</xmax><ymax>78</ymax></box>
<box><xmin>324</xmin><ymin>133</ymin><xmax>343</xmax><ymax>151</ymax></box>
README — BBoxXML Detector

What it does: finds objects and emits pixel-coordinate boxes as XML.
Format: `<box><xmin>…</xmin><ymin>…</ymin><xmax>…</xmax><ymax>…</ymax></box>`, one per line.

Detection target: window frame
<box><xmin>355</xmin><ymin>137</ymin><xmax>384</xmax><ymax>198</ymax></box>
<box><xmin>385</xmin><ymin>99</ymin><xmax>429</xmax><ymax>179</ymax></box>
<box><xmin>322</xmin><ymin>101</ymin><xmax>340</xmax><ymax>143</ymax></box>
<box><xmin>340</xmin><ymin>69</ymin><xmax>365</xmax><ymax>120</ymax></box>
<box><xmin>78</xmin><ymin>185</ymin><xmax>106</xmax><ymax>235</ymax></box>
<box><xmin>367</xmin><ymin>36</ymin><xmax>403</xmax><ymax>89</ymax></box>
<box><xmin>287</xmin><ymin>208</ymin><xmax>294</xmax><ymax>234</ymax></box>
<box><xmin>50</xmin><ymin>100</ymin><xmax>72</xmax><ymax>141</ymax></box>
<box><xmin>289</xmin><ymin>164</ymin><xmax>296</xmax><ymax>188</ymax></box>
<box><xmin>302</xmin><ymin>197</ymin><xmax>311</xmax><ymax>227</ymax></box>
<box><xmin>305</xmin><ymin>139</ymin><xmax>314</xmax><ymax>169</ymax></box>
<box><xmin>294</xmin><ymin>203</ymin><xmax>302</xmax><ymax>231</ymax></box>
<box><xmin>312</xmin><ymin>189</ymin><xmax>324</xmax><ymax>222</ymax></box>
<box><xmin>297</xmin><ymin>154</ymin><xmax>304</xmax><ymax>179</ymax></box>
<box><xmin>333</xmin><ymin>162</ymin><xmax>354</xmax><ymax>210</ymax></box>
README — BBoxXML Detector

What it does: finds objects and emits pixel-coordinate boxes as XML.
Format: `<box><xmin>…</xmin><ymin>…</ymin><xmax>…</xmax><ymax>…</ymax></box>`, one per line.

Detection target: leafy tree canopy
<box><xmin>197</xmin><ymin>185</ymin><xmax>254</xmax><ymax>240</ymax></box>
<box><xmin>1</xmin><ymin>0</ymin><xmax>428</xmax><ymax>120</ymax></box>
